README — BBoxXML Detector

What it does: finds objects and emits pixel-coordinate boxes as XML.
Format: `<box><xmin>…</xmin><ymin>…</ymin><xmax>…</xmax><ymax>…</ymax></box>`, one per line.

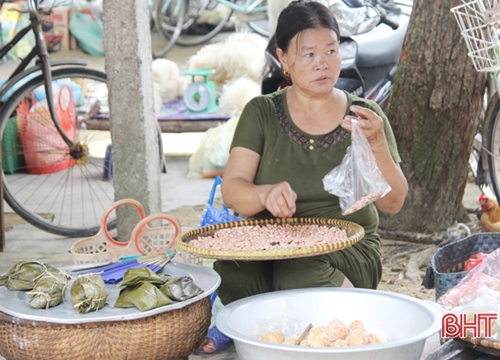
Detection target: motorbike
<box><xmin>261</xmin><ymin>0</ymin><xmax>413</xmax><ymax>112</ymax></box>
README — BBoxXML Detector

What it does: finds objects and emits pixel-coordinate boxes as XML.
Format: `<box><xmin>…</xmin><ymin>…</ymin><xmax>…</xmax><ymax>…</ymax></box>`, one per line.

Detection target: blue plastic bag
<box><xmin>69</xmin><ymin>11</ymin><xmax>105</xmax><ymax>57</ymax></box>
<box><xmin>198</xmin><ymin>176</ymin><xmax>243</xmax><ymax>227</ymax></box>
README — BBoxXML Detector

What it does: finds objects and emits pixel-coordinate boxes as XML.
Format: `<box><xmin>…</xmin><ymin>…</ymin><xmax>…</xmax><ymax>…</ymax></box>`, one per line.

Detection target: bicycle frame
<box><xmin>0</xmin><ymin>23</ymin><xmax>87</xmax><ymax>101</ymax></box>
<box><xmin>0</xmin><ymin>0</ymin><xmax>88</xmax><ymax>146</ymax></box>
<box><xmin>218</xmin><ymin>0</ymin><xmax>266</xmax><ymax>14</ymax></box>
<box><xmin>159</xmin><ymin>0</ymin><xmax>184</xmax><ymax>23</ymax></box>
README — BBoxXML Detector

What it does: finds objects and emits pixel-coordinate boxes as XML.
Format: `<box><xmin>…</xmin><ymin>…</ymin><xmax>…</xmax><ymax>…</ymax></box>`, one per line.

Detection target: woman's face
<box><xmin>278</xmin><ymin>27</ymin><xmax>341</xmax><ymax>96</ymax></box>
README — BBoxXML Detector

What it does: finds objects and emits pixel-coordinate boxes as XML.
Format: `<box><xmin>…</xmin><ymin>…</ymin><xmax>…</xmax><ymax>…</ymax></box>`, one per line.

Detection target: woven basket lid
<box><xmin>175</xmin><ymin>217</ymin><xmax>364</xmax><ymax>261</ymax></box>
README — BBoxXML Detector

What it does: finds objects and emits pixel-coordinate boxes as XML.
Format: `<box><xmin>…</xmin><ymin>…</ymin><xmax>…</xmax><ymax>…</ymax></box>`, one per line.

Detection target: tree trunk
<box><xmin>379</xmin><ymin>0</ymin><xmax>487</xmax><ymax>233</ymax></box>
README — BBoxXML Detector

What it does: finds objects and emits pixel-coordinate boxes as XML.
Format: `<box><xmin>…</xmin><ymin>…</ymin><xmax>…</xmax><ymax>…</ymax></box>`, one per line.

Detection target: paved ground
<box><xmin>0</xmin><ymin>32</ymin><xmax>485</xmax><ymax>360</ymax></box>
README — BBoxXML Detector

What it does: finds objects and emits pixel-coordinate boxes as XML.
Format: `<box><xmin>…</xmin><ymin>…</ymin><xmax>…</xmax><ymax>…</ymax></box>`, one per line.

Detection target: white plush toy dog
<box><xmin>186</xmin><ymin>31</ymin><xmax>268</xmax><ymax>94</ymax></box>
<box><xmin>151</xmin><ymin>58</ymin><xmax>188</xmax><ymax>113</ymax></box>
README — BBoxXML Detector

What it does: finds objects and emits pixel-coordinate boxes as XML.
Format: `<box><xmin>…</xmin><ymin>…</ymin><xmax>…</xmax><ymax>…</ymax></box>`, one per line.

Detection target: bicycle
<box><xmin>153</xmin><ymin>0</ymin><xmax>268</xmax><ymax>51</ymax></box>
<box><xmin>451</xmin><ymin>0</ymin><xmax>500</xmax><ymax>201</ymax></box>
<box><xmin>150</xmin><ymin>0</ymin><xmax>187</xmax><ymax>58</ymax></box>
<box><xmin>0</xmin><ymin>0</ymin><xmax>162</xmax><ymax>237</ymax></box>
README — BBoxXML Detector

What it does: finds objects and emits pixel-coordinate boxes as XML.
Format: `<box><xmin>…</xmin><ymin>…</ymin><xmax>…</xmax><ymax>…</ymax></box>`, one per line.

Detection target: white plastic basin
<box><xmin>216</xmin><ymin>288</ymin><xmax>441</xmax><ymax>360</ymax></box>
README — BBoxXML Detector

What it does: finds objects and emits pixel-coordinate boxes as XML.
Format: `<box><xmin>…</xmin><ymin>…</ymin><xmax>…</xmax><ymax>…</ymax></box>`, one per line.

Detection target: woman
<box><xmin>196</xmin><ymin>0</ymin><xmax>408</xmax><ymax>354</ymax></box>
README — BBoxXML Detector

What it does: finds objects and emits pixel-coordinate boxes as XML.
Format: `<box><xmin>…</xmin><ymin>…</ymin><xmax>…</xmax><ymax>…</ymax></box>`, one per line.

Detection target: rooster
<box><xmin>478</xmin><ymin>194</ymin><xmax>500</xmax><ymax>232</ymax></box>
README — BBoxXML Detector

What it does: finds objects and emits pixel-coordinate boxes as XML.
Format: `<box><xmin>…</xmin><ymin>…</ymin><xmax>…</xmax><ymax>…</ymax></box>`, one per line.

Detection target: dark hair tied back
<box><xmin>275</xmin><ymin>0</ymin><xmax>340</xmax><ymax>53</ymax></box>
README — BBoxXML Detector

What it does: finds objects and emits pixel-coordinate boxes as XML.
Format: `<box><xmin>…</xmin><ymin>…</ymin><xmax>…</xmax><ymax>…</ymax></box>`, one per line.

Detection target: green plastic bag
<box><xmin>69</xmin><ymin>11</ymin><xmax>105</xmax><ymax>57</ymax></box>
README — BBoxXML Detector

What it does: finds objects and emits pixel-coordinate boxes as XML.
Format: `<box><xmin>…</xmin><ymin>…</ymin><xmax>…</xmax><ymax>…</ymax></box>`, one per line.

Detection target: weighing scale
<box><xmin>183</xmin><ymin>68</ymin><xmax>217</xmax><ymax>113</ymax></box>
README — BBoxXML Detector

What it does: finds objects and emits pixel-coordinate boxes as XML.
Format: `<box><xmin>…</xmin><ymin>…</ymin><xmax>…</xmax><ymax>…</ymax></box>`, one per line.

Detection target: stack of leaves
<box><xmin>26</xmin><ymin>266</ymin><xmax>69</xmax><ymax>309</ymax></box>
<box><xmin>114</xmin><ymin>267</ymin><xmax>203</xmax><ymax>312</ymax></box>
<box><xmin>70</xmin><ymin>273</ymin><xmax>108</xmax><ymax>314</ymax></box>
<box><xmin>0</xmin><ymin>261</ymin><xmax>48</xmax><ymax>290</ymax></box>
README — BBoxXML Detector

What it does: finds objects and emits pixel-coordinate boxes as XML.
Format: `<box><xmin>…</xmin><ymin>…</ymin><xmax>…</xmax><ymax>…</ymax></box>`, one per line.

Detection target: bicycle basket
<box><xmin>17</xmin><ymin>85</ymin><xmax>76</xmax><ymax>174</ymax></box>
<box><xmin>71</xmin><ymin>198</ymin><xmax>185</xmax><ymax>265</ymax></box>
<box><xmin>451</xmin><ymin>0</ymin><xmax>500</xmax><ymax>72</ymax></box>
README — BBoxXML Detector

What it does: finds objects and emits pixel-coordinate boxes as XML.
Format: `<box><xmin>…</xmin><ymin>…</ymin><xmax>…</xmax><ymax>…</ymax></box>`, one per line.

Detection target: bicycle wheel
<box><xmin>156</xmin><ymin>0</ymin><xmax>210</xmax><ymax>35</ymax></box>
<box><xmin>485</xmin><ymin>92</ymin><xmax>500</xmax><ymax>200</ymax></box>
<box><xmin>247</xmin><ymin>20</ymin><xmax>269</xmax><ymax>37</ymax></box>
<box><xmin>158</xmin><ymin>0</ymin><xmax>234</xmax><ymax>47</ymax></box>
<box><xmin>0</xmin><ymin>67</ymin><xmax>162</xmax><ymax>237</ymax></box>
<box><xmin>151</xmin><ymin>0</ymin><xmax>186</xmax><ymax>58</ymax></box>
<box><xmin>245</xmin><ymin>0</ymin><xmax>269</xmax><ymax>38</ymax></box>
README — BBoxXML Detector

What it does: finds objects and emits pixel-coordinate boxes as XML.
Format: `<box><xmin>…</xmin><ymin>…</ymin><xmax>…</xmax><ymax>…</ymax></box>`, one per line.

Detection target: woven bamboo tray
<box><xmin>175</xmin><ymin>217</ymin><xmax>365</xmax><ymax>260</ymax></box>
<box><xmin>0</xmin><ymin>297</ymin><xmax>210</xmax><ymax>360</ymax></box>
<box><xmin>456</xmin><ymin>336</ymin><xmax>500</xmax><ymax>357</ymax></box>
<box><xmin>0</xmin><ymin>262</ymin><xmax>219</xmax><ymax>360</ymax></box>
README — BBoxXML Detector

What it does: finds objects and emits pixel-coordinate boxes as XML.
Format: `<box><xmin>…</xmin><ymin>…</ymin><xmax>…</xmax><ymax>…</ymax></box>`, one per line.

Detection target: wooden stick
<box><xmin>294</xmin><ymin>323</ymin><xmax>313</xmax><ymax>345</ymax></box>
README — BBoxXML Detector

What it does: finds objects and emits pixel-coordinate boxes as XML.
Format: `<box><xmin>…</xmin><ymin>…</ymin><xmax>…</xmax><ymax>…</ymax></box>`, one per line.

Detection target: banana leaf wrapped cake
<box><xmin>114</xmin><ymin>267</ymin><xmax>203</xmax><ymax>311</ymax></box>
<box><xmin>160</xmin><ymin>275</ymin><xmax>203</xmax><ymax>301</ymax></box>
<box><xmin>1</xmin><ymin>261</ymin><xmax>70</xmax><ymax>310</ymax></box>
<box><xmin>70</xmin><ymin>273</ymin><xmax>108</xmax><ymax>314</ymax></box>
<box><xmin>0</xmin><ymin>261</ymin><xmax>48</xmax><ymax>290</ymax></box>
<box><xmin>26</xmin><ymin>266</ymin><xmax>69</xmax><ymax>309</ymax></box>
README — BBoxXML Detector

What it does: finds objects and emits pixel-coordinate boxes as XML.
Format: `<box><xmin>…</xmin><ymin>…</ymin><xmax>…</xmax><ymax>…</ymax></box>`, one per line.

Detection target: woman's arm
<box><xmin>221</xmin><ymin>147</ymin><xmax>297</xmax><ymax>218</ymax></box>
<box><xmin>342</xmin><ymin>105</ymin><xmax>408</xmax><ymax>214</ymax></box>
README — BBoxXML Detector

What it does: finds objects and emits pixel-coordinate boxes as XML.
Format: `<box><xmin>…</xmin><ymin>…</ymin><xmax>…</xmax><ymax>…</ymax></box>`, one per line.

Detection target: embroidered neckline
<box><xmin>272</xmin><ymin>94</ymin><xmax>350</xmax><ymax>150</ymax></box>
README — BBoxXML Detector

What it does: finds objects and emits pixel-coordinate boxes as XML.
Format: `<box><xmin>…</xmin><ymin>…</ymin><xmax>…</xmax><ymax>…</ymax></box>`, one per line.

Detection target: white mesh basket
<box><xmin>451</xmin><ymin>0</ymin><xmax>500</xmax><ymax>72</ymax></box>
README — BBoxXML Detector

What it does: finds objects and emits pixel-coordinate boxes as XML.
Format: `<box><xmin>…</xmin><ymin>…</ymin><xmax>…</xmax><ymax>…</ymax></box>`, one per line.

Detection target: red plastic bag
<box><xmin>464</xmin><ymin>252</ymin><xmax>488</xmax><ymax>271</ymax></box>
<box><xmin>17</xmin><ymin>85</ymin><xmax>76</xmax><ymax>174</ymax></box>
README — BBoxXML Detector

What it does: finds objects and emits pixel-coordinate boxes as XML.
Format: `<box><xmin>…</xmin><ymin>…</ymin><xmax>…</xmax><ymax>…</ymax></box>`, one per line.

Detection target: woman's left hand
<box><xmin>341</xmin><ymin>105</ymin><xmax>387</xmax><ymax>151</ymax></box>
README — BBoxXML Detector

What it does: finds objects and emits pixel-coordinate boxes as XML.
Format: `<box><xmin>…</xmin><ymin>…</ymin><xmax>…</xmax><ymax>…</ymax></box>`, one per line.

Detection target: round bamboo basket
<box><xmin>457</xmin><ymin>336</ymin><xmax>500</xmax><ymax>357</ymax></box>
<box><xmin>175</xmin><ymin>217</ymin><xmax>365</xmax><ymax>260</ymax></box>
<box><xmin>0</xmin><ymin>296</ymin><xmax>210</xmax><ymax>360</ymax></box>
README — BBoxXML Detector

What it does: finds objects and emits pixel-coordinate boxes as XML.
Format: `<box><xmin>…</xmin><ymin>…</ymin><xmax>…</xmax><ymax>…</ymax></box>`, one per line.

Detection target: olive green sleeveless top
<box><xmin>230</xmin><ymin>88</ymin><xmax>401</xmax><ymax>253</ymax></box>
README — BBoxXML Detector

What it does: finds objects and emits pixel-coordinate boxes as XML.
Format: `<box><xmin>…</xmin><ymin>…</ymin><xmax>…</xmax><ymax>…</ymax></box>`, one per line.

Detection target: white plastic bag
<box><xmin>187</xmin><ymin>114</ymin><xmax>239</xmax><ymax>178</ymax></box>
<box><xmin>323</xmin><ymin>119</ymin><xmax>392</xmax><ymax>215</ymax></box>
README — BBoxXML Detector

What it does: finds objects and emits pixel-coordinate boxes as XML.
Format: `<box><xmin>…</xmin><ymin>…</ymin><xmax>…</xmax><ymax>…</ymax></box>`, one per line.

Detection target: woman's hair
<box><xmin>275</xmin><ymin>0</ymin><xmax>340</xmax><ymax>53</ymax></box>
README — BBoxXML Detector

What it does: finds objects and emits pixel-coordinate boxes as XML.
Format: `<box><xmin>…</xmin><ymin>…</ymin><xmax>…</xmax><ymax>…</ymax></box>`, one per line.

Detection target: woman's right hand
<box><xmin>260</xmin><ymin>181</ymin><xmax>297</xmax><ymax>218</ymax></box>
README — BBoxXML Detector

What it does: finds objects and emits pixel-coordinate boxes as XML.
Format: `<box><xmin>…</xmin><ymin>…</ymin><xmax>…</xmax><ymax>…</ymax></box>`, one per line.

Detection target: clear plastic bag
<box><xmin>437</xmin><ymin>247</ymin><xmax>500</xmax><ymax>340</ymax></box>
<box><xmin>323</xmin><ymin>119</ymin><xmax>392</xmax><ymax>215</ymax></box>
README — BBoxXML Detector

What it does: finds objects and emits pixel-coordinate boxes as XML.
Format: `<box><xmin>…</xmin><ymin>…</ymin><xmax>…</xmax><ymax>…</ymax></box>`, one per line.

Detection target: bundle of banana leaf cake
<box><xmin>1</xmin><ymin>261</ymin><xmax>70</xmax><ymax>309</ymax></box>
<box><xmin>114</xmin><ymin>267</ymin><xmax>204</xmax><ymax>311</ymax></box>
<box><xmin>70</xmin><ymin>273</ymin><xmax>108</xmax><ymax>314</ymax></box>
<box><xmin>26</xmin><ymin>265</ymin><xmax>69</xmax><ymax>309</ymax></box>
<box><xmin>0</xmin><ymin>261</ymin><xmax>48</xmax><ymax>290</ymax></box>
